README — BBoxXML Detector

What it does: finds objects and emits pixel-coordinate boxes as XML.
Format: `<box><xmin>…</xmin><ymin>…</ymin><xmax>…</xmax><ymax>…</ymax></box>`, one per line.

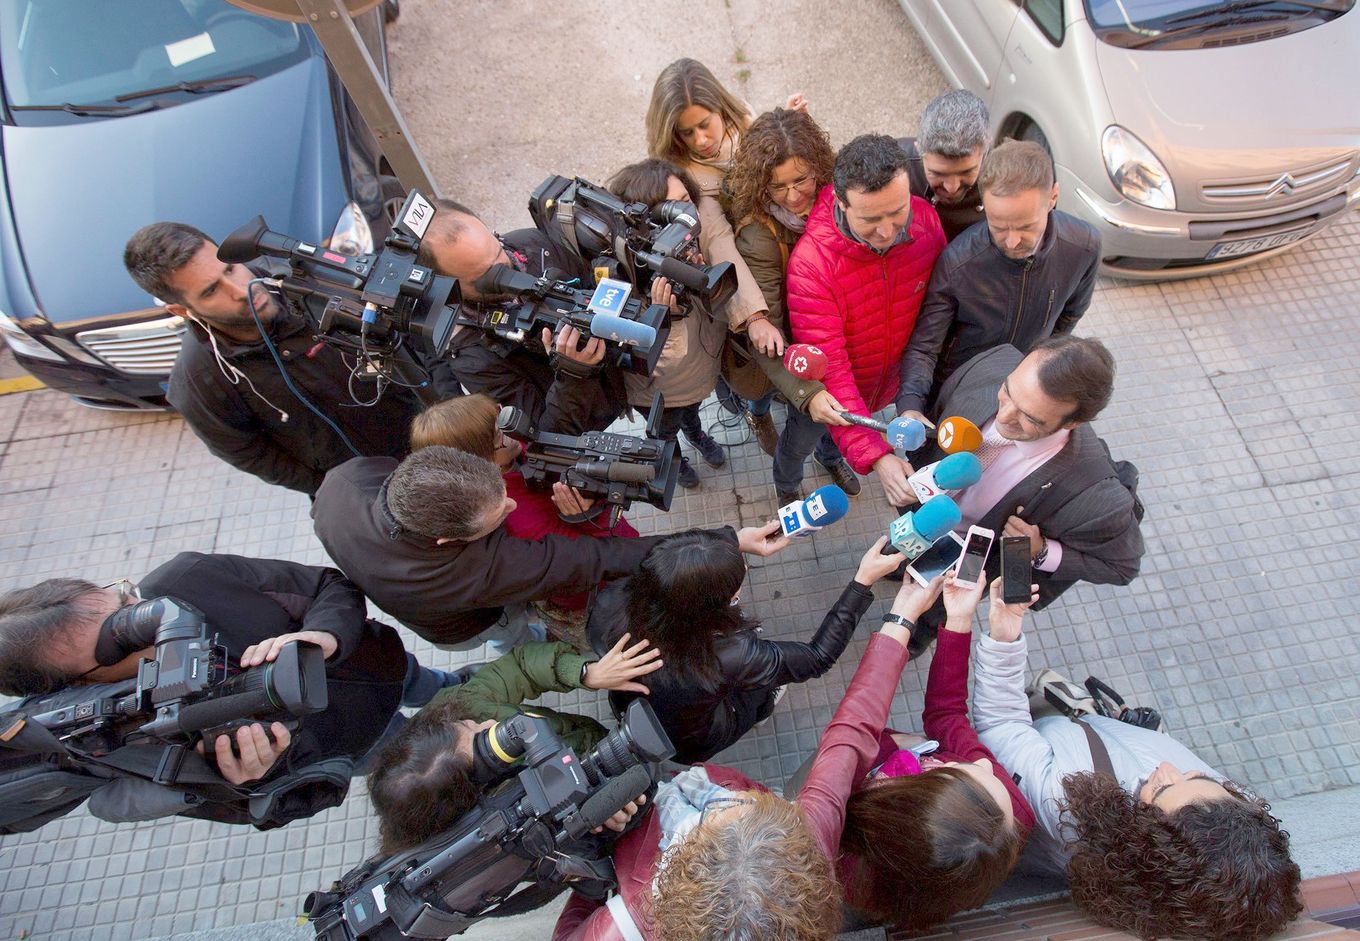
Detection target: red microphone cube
<box><xmin>783</xmin><ymin>343</ymin><xmax>828</xmax><ymax>381</ymax></box>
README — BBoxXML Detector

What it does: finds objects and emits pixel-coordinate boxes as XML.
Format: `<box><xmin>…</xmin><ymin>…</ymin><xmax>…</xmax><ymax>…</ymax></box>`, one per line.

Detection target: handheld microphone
<box><xmin>886</xmin><ymin>416</ymin><xmax>928</xmax><ymax>453</ymax></box>
<box><xmin>885</xmin><ymin>495</ymin><xmax>962</xmax><ymax>561</ymax></box>
<box><xmin>783</xmin><ymin>343</ymin><xmax>828</xmax><ymax>380</ymax></box>
<box><xmin>589</xmin><ymin>313</ymin><xmax>656</xmax><ymax>348</ymax></box>
<box><xmin>778</xmin><ymin>484</ymin><xmax>850</xmax><ymax>539</ymax></box>
<box><xmin>839</xmin><ymin>411</ymin><xmax>887</xmax><ymax>432</ymax></box>
<box><xmin>907</xmin><ymin>452</ymin><xmax>983</xmax><ymax>503</ymax></box>
<box><xmin>933</xmin><ymin>416</ymin><xmax>983</xmax><ymax>454</ymax></box>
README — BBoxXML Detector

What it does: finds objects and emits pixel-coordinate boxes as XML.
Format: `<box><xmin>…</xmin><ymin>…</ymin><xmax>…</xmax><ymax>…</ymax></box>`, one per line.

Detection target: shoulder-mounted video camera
<box><xmin>305</xmin><ymin>698</ymin><xmax>674</xmax><ymax>940</ymax></box>
<box><xmin>219</xmin><ymin>192</ymin><xmax>458</xmax><ymax>395</ymax></box>
<box><xmin>529</xmin><ymin>175</ymin><xmax>737</xmax><ymax>309</ymax></box>
<box><xmin>461</xmin><ymin>265</ymin><xmax>670</xmax><ymax>377</ymax></box>
<box><xmin>24</xmin><ymin>597</ymin><xmax>326</xmax><ymax>784</ymax></box>
<box><xmin>497</xmin><ymin>391</ymin><xmax>680</xmax><ymax>521</ymax></box>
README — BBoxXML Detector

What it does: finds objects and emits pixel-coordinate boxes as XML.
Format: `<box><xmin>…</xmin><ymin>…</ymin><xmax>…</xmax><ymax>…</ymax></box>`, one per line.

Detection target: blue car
<box><xmin>0</xmin><ymin>0</ymin><xmax>400</xmax><ymax>409</ymax></box>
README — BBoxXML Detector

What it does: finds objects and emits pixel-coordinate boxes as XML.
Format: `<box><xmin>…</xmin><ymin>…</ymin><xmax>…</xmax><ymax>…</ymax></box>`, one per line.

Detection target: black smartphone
<box><xmin>1001</xmin><ymin>535</ymin><xmax>1032</xmax><ymax>604</ymax></box>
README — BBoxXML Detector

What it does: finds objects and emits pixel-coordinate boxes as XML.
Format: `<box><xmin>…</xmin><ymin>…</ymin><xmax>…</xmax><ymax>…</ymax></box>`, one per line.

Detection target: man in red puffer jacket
<box><xmin>788</xmin><ymin>134</ymin><xmax>946</xmax><ymax>507</ymax></box>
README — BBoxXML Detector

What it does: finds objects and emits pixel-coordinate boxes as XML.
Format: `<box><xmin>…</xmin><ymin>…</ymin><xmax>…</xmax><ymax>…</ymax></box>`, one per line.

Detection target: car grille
<box><xmin>1201</xmin><ymin>155</ymin><xmax>1357</xmax><ymax>207</ymax></box>
<box><xmin>76</xmin><ymin>315</ymin><xmax>186</xmax><ymax>375</ymax></box>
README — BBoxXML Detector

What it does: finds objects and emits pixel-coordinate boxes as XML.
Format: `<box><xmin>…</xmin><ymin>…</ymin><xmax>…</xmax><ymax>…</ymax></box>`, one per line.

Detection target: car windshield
<box><xmin>0</xmin><ymin>0</ymin><xmax>305</xmax><ymax>111</ymax></box>
<box><xmin>1085</xmin><ymin>0</ymin><xmax>1354</xmax><ymax>31</ymax></box>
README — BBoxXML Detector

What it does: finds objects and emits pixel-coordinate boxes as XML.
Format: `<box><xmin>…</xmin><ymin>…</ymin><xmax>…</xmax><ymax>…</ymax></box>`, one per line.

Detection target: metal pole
<box><xmin>249</xmin><ymin>0</ymin><xmax>443</xmax><ymax>197</ymax></box>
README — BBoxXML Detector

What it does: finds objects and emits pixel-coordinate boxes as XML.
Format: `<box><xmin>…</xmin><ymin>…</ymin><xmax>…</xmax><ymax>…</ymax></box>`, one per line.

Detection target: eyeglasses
<box><xmin>698</xmin><ymin>795</ymin><xmax>752</xmax><ymax>827</ymax></box>
<box><xmin>768</xmin><ymin>174</ymin><xmax>816</xmax><ymax>198</ymax></box>
<box><xmin>102</xmin><ymin>578</ymin><xmax>139</xmax><ymax>606</ymax></box>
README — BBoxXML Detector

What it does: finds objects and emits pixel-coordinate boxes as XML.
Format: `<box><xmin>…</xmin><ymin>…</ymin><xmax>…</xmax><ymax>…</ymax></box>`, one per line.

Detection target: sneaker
<box><xmin>746</xmin><ymin>410</ymin><xmax>778</xmax><ymax>456</ymax></box>
<box><xmin>775</xmin><ymin>486</ymin><xmax>802</xmax><ymax>508</ymax></box>
<box><xmin>687</xmin><ymin>429</ymin><xmax>727</xmax><ymax>468</ymax></box>
<box><xmin>814</xmin><ymin>456</ymin><xmax>862</xmax><ymax>496</ymax></box>
<box><xmin>678</xmin><ymin>457</ymin><xmax>700</xmax><ymax>489</ymax></box>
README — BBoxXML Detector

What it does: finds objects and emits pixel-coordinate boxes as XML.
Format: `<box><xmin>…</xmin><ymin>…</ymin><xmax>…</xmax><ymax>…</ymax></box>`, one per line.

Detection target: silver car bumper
<box><xmin>1062</xmin><ymin>168</ymin><xmax>1360</xmax><ymax>281</ymax></box>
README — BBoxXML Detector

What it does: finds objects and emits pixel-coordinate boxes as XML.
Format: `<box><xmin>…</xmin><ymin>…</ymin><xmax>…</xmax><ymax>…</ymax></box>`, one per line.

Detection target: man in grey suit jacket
<box><xmin>917</xmin><ymin>336</ymin><xmax>1143</xmax><ymax>627</ymax></box>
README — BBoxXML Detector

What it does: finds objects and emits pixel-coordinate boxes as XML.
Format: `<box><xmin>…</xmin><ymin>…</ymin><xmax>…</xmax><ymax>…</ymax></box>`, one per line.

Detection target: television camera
<box><xmin>305</xmin><ymin>699</ymin><xmax>674</xmax><ymax>940</ymax></box>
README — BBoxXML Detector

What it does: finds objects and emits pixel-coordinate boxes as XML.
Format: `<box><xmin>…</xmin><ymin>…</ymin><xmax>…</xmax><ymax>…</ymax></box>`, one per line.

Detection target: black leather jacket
<box><xmin>896</xmin><ymin>210</ymin><xmax>1100</xmax><ymax>415</ymax></box>
<box><xmin>587</xmin><ymin>578</ymin><xmax>875</xmax><ymax>763</ymax></box>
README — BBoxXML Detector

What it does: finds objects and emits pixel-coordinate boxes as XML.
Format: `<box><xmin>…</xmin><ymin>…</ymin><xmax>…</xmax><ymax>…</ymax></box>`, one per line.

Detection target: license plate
<box><xmin>1206</xmin><ymin>226</ymin><xmax>1311</xmax><ymax>260</ymax></box>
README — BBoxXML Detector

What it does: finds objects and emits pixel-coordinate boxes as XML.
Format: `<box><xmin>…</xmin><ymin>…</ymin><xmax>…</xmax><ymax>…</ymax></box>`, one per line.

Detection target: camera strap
<box><xmin>606</xmin><ymin>893</ymin><xmax>646</xmax><ymax>941</ymax></box>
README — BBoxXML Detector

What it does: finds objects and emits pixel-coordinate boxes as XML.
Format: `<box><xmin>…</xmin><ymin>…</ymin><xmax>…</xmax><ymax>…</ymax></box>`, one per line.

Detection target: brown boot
<box><xmin>746</xmin><ymin>410</ymin><xmax>778</xmax><ymax>456</ymax></box>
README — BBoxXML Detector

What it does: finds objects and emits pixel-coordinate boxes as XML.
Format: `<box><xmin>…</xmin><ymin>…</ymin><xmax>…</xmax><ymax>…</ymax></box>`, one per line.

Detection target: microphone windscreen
<box><xmin>936</xmin><ymin>416</ymin><xmax>983</xmax><ymax>453</ymax></box>
<box><xmin>913</xmin><ymin>495</ymin><xmax>962</xmax><ymax>541</ymax></box>
<box><xmin>803</xmin><ymin>485</ymin><xmax>850</xmax><ymax>525</ymax></box>
<box><xmin>933</xmin><ymin>452</ymin><xmax>983</xmax><ymax>490</ymax></box>
<box><xmin>783</xmin><ymin>343</ymin><xmax>828</xmax><ymax>380</ymax></box>
<box><xmin>590</xmin><ymin>313</ymin><xmax>656</xmax><ymax>348</ymax></box>
<box><xmin>886</xmin><ymin>417</ymin><xmax>927</xmax><ymax>452</ymax></box>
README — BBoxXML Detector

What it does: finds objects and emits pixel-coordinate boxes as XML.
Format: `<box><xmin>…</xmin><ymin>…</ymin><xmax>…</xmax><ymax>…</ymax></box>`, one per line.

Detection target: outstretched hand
<box><xmin>855</xmin><ymin>535</ymin><xmax>903</xmax><ymax>586</ymax></box>
<box><xmin>941</xmin><ymin>568</ymin><xmax>988</xmax><ymax>630</ymax></box>
<box><xmin>737</xmin><ymin>520</ymin><xmax>791</xmax><ymax>557</ymax></box>
<box><xmin>584</xmin><ymin>632</ymin><xmax>664</xmax><ymax>694</ymax></box>
<box><xmin>987</xmin><ymin>577</ymin><xmax>1038</xmax><ymax>642</ymax></box>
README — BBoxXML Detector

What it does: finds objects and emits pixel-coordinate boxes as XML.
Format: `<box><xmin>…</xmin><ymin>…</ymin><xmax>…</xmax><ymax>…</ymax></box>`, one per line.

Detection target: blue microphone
<box><xmin>908</xmin><ymin>452</ymin><xmax>983</xmax><ymax>503</ymax></box>
<box><xmin>589</xmin><ymin>313</ymin><xmax>657</xmax><ymax>349</ymax></box>
<box><xmin>778</xmin><ymin>484</ymin><xmax>851</xmax><ymax>539</ymax></box>
<box><xmin>886</xmin><ymin>416</ymin><xmax>927</xmax><ymax>453</ymax></box>
<box><xmin>886</xmin><ymin>495</ymin><xmax>962</xmax><ymax>560</ymax></box>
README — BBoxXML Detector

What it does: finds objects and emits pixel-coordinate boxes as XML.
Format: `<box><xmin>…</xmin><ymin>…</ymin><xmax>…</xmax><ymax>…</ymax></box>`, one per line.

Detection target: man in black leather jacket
<box><xmin>896</xmin><ymin>140</ymin><xmax>1100</xmax><ymax>419</ymax></box>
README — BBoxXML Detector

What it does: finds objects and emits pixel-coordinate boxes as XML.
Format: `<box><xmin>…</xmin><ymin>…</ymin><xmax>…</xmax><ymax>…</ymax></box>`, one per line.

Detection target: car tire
<box><xmin>1019</xmin><ymin>120</ymin><xmax>1052</xmax><ymax>156</ymax></box>
<box><xmin>380</xmin><ymin>175</ymin><xmax>407</xmax><ymax>226</ymax></box>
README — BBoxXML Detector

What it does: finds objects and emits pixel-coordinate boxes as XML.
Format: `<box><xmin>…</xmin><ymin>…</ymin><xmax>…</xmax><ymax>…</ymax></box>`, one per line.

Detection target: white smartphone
<box><xmin>906</xmin><ymin>531</ymin><xmax>965</xmax><ymax>588</ymax></box>
<box><xmin>953</xmin><ymin>525</ymin><xmax>996</xmax><ymax>588</ymax></box>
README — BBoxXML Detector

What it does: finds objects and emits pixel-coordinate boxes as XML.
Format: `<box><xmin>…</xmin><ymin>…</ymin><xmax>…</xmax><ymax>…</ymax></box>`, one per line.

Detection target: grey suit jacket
<box><xmin>924</xmin><ymin>345</ymin><xmax>1144</xmax><ymax>608</ymax></box>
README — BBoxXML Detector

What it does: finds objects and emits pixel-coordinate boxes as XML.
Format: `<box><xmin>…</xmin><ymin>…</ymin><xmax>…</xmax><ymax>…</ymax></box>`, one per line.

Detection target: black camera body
<box><xmin>305</xmin><ymin>699</ymin><xmax>674</xmax><ymax>940</ymax></box>
<box><xmin>461</xmin><ymin>264</ymin><xmax>671</xmax><ymax>377</ymax></box>
<box><xmin>30</xmin><ymin>597</ymin><xmax>327</xmax><ymax>783</ymax></box>
<box><xmin>218</xmin><ymin>191</ymin><xmax>459</xmax><ymax>395</ymax></box>
<box><xmin>497</xmin><ymin>392</ymin><xmax>680</xmax><ymax>516</ymax></box>
<box><xmin>528</xmin><ymin>175</ymin><xmax>737</xmax><ymax>309</ymax></box>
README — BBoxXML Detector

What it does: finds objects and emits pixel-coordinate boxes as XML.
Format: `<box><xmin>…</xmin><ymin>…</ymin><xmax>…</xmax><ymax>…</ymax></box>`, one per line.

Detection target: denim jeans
<box><xmin>772</xmin><ymin>404</ymin><xmax>844</xmax><ymax>492</ymax></box>
<box><xmin>746</xmin><ymin>389</ymin><xmax>778</xmax><ymax>418</ymax></box>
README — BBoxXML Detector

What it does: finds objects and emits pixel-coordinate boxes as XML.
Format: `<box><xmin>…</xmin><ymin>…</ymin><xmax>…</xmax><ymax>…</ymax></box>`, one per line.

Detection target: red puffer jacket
<box><xmin>788</xmin><ymin>186</ymin><xmax>945</xmax><ymax>474</ymax></box>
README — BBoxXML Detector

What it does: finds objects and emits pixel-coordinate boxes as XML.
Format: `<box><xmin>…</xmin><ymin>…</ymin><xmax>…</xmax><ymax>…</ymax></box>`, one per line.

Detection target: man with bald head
<box><xmin>417</xmin><ymin>199</ymin><xmax>627</xmax><ymax>434</ymax></box>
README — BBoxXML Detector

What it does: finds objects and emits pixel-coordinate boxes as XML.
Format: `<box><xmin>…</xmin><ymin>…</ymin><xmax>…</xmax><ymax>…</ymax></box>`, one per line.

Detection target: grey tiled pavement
<box><xmin>3</xmin><ymin>211</ymin><xmax>1359</xmax><ymax>939</ymax></box>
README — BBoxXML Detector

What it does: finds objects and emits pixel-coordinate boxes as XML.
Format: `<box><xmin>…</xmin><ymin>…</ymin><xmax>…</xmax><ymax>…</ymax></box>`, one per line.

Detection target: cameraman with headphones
<box><xmin>0</xmin><ymin>552</ymin><xmax>470</xmax><ymax>828</ymax></box>
<box><xmin>123</xmin><ymin>221</ymin><xmax>432</xmax><ymax>497</ymax></box>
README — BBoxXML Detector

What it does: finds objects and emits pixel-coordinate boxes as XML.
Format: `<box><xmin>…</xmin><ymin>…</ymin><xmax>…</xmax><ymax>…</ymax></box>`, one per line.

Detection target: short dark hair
<box><xmin>918</xmin><ymin>90</ymin><xmax>990</xmax><ymax>159</ymax></box>
<box><xmin>978</xmin><ymin>139</ymin><xmax>1054</xmax><ymax>197</ymax></box>
<box><xmin>833</xmin><ymin>134</ymin><xmax>910</xmax><ymax>203</ymax></box>
<box><xmin>1062</xmin><ymin>772</ymin><xmax>1303</xmax><ymax>939</ymax></box>
<box><xmin>414</xmin><ymin>197</ymin><xmax>483</xmax><ymax>270</ymax></box>
<box><xmin>0</xmin><ymin>578</ymin><xmax>102</xmax><ymax>696</ymax></box>
<box><xmin>841</xmin><ymin>767</ymin><xmax>1022</xmax><ymax>930</ymax></box>
<box><xmin>123</xmin><ymin>222</ymin><xmax>212</xmax><ymax>306</ymax></box>
<box><xmin>368</xmin><ymin>699</ymin><xmax>480</xmax><ymax>855</ymax></box>
<box><xmin>607</xmin><ymin>157</ymin><xmax>701</xmax><ymax>206</ymax></box>
<box><xmin>385</xmin><ymin>446</ymin><xmax>505</xmax><ymax>541</ymax></box>
<box><xmin>1031</xmin><ymin>335</ymin><xmax>1116</xmax><ymax>424</ymax></box>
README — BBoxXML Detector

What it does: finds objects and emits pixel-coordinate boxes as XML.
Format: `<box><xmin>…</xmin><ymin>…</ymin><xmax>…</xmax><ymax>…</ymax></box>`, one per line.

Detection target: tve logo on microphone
<box><xmin>587</xmin><ymin>278</ymin><xmax>634</xmax><ymax>316</ymax></box>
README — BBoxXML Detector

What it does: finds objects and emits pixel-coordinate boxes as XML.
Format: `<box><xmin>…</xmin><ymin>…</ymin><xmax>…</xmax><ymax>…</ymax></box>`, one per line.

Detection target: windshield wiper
<box><xmin>1165</xmin><ymin>0</ymin><xmax>1342</xmax><ymax>25</ymax></box>
<box><xmin>116</xmin><ymin>73</ymin><xmax>256</xmax><ymax>102</ymax></box>
<box><xmin>9</xmin><ymin>100</ymin><xmax>156</xmax><ymax>117</ymax></box>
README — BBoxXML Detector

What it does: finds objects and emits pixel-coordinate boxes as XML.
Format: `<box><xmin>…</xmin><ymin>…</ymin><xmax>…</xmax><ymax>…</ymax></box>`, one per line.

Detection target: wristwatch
<box><xmin>1033</xmin><ymin>538</ymin><xmax>1050</xmax><ymax>566</ymax></box>
<box><xmin>881</xmin><ymin>613</ymin><xmax>915</xmax><ymax>629</ymax></box>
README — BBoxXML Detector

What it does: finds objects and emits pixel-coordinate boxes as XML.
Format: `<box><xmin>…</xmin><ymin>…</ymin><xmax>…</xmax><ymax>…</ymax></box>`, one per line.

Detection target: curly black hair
<box><xmin>1060</xmin><ymin>772</ymin><xmax>1302</xmax><ymax>940</ymax></box>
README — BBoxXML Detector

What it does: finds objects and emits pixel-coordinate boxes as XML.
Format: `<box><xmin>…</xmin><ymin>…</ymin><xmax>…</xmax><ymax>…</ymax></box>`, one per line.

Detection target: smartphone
<box><xmin>906</xmin><ymin>531</ymin><xmax>965</xmax><ymax>588</ymax></box>
<box><xmin>953</xmin><ymin>525</ymin><xmax>995</xmax><ymax>588</ymax></box>
<box><xmin>1001</xmin><ymin>535</ymin><xmax>1033</xmax><ymax>604</ymax></box>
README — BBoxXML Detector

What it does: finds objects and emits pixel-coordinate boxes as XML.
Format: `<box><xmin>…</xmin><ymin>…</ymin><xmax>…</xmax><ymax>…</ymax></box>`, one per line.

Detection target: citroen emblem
<box><xmin>1266</xmin><ymin>174</ymin><xmax>1297</xmax><ymax>198</ymax></box>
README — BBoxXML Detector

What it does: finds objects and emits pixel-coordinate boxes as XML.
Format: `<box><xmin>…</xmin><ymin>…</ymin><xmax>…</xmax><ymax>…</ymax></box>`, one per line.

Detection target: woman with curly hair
<box><xmin>645</xmin><ymin>58</ymin><xmax>806</xmax><ymax>451</ymax></box>
<box><xmin>722</xmin><ymin>107</ymin><xmax>861</xmax><ymax>506</ymax></box>
<box><xmin>972</xmin><ymin>603</ymin><xmax>1303</xmax><ymax>939</ymax></box>
<box><xmin>554</xmin><ymin>555</ymin><xmax>950</xmax><ymax>940</ymax></box>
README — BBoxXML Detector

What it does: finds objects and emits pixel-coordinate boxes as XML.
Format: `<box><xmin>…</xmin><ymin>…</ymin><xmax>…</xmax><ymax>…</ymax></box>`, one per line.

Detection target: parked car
<box><xmin>0</xmin><ymin>0</ymin><xmax>402</xmax><ymax>409</ymax></box>
<box><xmin>897</xmin><ymin>0</ymin><xmax>1360</xmax><ymax>279</ymax></box>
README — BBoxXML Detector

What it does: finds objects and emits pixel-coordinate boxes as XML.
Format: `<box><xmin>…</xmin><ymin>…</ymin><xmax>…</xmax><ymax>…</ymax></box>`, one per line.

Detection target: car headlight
<box><xmin>0</xmin><ymin>311</ymin><xmax>65</xmax><ymax>362</ymax></box>
<box><xmin>328</xmin><ymin>200</ymin><xmax>374</xmax><ymax>255</ymax></box>
<box><xmin>1101</xmin><ymin>126</ymin><xmax>1176</xmax><ymax>211</ymax></box>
